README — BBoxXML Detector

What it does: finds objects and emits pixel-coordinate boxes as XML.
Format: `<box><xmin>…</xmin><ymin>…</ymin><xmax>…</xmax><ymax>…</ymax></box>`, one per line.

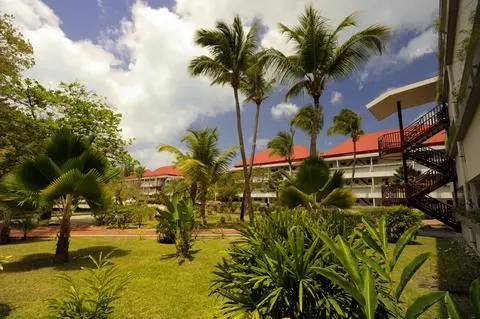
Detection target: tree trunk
<box><xmin>190</xmin><ymin>182</ymin><xmax>197</xmax><ymax>203</ymax></box>
<box><xmin>239</xmin><ymin>189</ymin><xmax>246</xmax><ymax>221</ymax></box>
<box><xmin>309</xmin><ymin>96</ymin><xmax>321</xmax><ymax>157</ymax></box>
<box><xmin>199</xmin><ymin>182</ymin><xmax>208</xmax><ymax>225</ymax></box>
<box><xmin>248</xmin><ymin>102</ymin><xmax>261</xmax><ymax>183</ymax></box>
<box><xmin>233</xmin><ymin>87</ymin><xmax>254</xmax><ymax>221</ymax></box>
<box><xmin>55</xmin><ymin>194</ymin><xmax>73</xmax><ymax>263</ymax></box>
<box><xmin>0</xmin><ymin>225</ymin><xmax>10</xmax><ymax>245</ymax></box>
<box><xmin>351</xmin><ymin>141</ymin><xmax>357</xmax><ymax>189</ymax></box>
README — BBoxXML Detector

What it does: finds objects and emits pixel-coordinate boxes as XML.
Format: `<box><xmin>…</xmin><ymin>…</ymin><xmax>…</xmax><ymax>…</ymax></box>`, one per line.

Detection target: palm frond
<box><xmin>319</xmin><ymin>188</ymin><xmax>355</xmax><ymax>208</ymax></box>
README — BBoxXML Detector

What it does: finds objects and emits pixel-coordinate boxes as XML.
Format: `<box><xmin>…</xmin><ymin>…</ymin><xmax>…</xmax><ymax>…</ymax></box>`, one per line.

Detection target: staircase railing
<box><xmin>378</xmin><ymin>103</ymin><xmax>449</xmax><ymax>156</ymax></box>
<box><xmin>413</xmin><ymin>195</ymin><xmax>459</xmax><ymax>229</ymax></box>
<box><xmin>407</xmin><ymin>145</ymin><xmax>450</xmax><ymax>170</ymax></box>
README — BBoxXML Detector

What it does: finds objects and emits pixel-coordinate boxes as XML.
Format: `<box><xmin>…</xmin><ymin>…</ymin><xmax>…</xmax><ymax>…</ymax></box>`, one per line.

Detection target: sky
<box><xmin>0</xmin><ymin>0</ymin><xmax>440</xmax><ymax>168</ymax></box>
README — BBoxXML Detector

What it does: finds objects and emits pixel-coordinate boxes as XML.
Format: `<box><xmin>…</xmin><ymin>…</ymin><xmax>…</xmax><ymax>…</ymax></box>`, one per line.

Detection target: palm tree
<box><xmin>189</xmin><ymin>16</ymin><xmax>258</xmax><ymax>221</ymax></box>
<box><xmin>279</xmin><ymin>157</ymin><xmax>355</xmax><ymax>210</ymax></box>
<box><xmin>0</xmin><ymin>130</ymin><xmax>117</xmax><ymax>262</ymax></box>
<box><xmin>158</xmin><ymin>128</ymin><xmax>236</xmax><ymax>225</ymax></box>
<box><xmin>393</xmin><ymin>165</ymin><xmax>421</xmax><ymax>184</ymax></box>
<box><xmin>264</xmin><ymin>6</ymin><xmax>390</xmax><ymax>157</ymax></box>
<box><xmin>135</xmin><ymin>166</ymin><xmax>145</xmax><ymax>179</ymax></box>
<box><xmin>290</xmin><ymin>104</ymin><xmax>324</xmax><ymax>153</ymax></box>
<box><xmin>328</xmin><ymin>109</ymin><xmax>364</xmax><ymax>187</ymax></box>
<box><xmin>267</xmin><ymin>128</ymin><xmax>296</xmax><ymax>175</ymax></box>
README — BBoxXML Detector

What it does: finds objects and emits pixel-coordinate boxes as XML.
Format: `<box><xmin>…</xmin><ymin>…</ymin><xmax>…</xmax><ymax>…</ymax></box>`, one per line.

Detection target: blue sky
<box><xmin>2</xmin><ymin>0</ymin><xmax>439</xmax><ymax>167</ymax></box>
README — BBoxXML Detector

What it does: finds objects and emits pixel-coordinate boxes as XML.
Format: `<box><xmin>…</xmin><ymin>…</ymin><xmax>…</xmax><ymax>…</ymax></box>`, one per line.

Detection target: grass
<box><xmin>1</xmin><ymin>236</ymin><xmax>480</xmax><ymax>318</ymax></box>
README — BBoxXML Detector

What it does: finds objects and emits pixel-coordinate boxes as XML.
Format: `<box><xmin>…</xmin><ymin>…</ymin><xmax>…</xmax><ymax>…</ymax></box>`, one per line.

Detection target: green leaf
<box><xmin>395</xmin><ymin>252</ymin><xmax>430</xmax><ymax>300</ymax></box>
<box><xmin>362</xmin><ymin>267</ymin><xmax>378</xmax><ymax>319</ymax></box>
<box><xmin>470</xmin><ymin>278</ymin><xmax>480</xmax><ymax>318</ymax></box>
<box><xmin>444</xmin><ymin>292</ymin><xmax>462</xmax><ymax>319</ymax></box>
<box><xmin>390</xmin><ymin>226</ymin><xmax>418</xmax><ymax>271</ymax></box>
<box><xmin>317</xmin><ymin>268</ymin><xmax>364</xmax><ymax>306</ymax></box>
<box><xmin>354</xmin><ymin>250</ymin><xmax>390</xmax><ymax>282</ymax></box>
<box><xmin>405</xmin><ymin>291</ymin><xmax>445</xmax><ymax>319</ymax></box>
<box><xmin>378</xmin><ymin>217</ymin><xmax>387</xmax><ymax>250</ymax></box>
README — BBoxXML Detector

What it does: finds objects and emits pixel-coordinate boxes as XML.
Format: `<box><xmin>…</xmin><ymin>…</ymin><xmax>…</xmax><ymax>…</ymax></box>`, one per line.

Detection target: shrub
<box><xmin>11</xmin><ymin>214</ymin><xmax>39</xmax><ymax>240</ymax></box>
<box><xmin>211</xmin><ymin>210</ymin><xmax>358</xmax><ymax>318</ymax></box>
<box><xmin>384</xmin><ymin>206</ymin><xmax>422</xmax><ymax>242</ymax></box>
<box><xmin>48</xmin><ymin>252</ymin><xmax>130</xmax><ymax>318</ymax></box>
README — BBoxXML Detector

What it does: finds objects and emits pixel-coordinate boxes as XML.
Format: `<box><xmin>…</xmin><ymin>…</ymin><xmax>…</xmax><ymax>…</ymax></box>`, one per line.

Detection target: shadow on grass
<box><xmin>160</xmin><ymin>249</ymin><xmax>201</xmax><ymax>264</ymax></box>
<box><xmin>0</xmin><ymin>303</ymin><xmax>12</xmax><ymax>317</ymax></box>
<box><xmin>2</xmin><ymin>246</ymin><xmax>130</xmax><ymax>273</ymax></box>
<box><xmin>436</xmin><ymin>237</ymin><xmax>480</xmax><ymax>316</ymax></box>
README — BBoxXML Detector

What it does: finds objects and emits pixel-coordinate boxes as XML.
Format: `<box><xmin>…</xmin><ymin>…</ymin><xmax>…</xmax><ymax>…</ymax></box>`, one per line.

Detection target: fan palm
<box><xmin>158</xmin><ymin>128</ymin><xmax>236</xmax><ymax>225</ymax></box>
<box><xmin>328</xmin><ymin>108</ymin><xmax>364</xmax><ymax>187</ymax></box>
<box><xmin>267</xmin><ymin>128</ymin><xmax>295</xmax><ymax>175</ymax></box>
<box><xmin>0</xmin><ymin>130</ymin><xmax>117</xmax><ymax>262</ymax></box>
<box><xmin>279</xmin><ymin>157</ymin><xmax>355</xmax><ymax>210</ymax></box>
<box><xmin>263</xmin><ymin>6</ymin><xmax>390</xmax><ymax>157</ymax></box>
<box><xmin>189</xmin><ymin>15</ymin><xmax>258</xmax><ymax>221</ymax></box>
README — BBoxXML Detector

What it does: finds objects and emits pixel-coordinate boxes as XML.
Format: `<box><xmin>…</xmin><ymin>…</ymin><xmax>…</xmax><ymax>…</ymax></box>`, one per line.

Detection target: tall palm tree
<box><xmin>267</xmin><ymin>128</ymin><xmax>296</xmax><ymax>175</ymax></box>
<box><xmin>290</xmin><ymin>104</ymin><xmax>323</xmax><ymax>150</ymax></box>
<box><xmin>279</xmin><ymin>157</ymin><xmax>355</xmax><ymax>210</ymax></box>
<box><xmin>328</xmin><ymin>109</ymin><xmax>364</xmax><ymax>187</ymax></box>
<box><xmin>264</xmin><ymin>6</ymin><xmax>390</xmax><ymax>157</ymax></box>
<box><xmin>189</xmin><ymin>16</ymin><xmax>258</xmax><ymax>221</ymax></box>
<box><xmin>158</xmin><ymin>128</ymin><xmax>236</xmax><ymax>225</ymax></box>
<box><xmin>0</xmin><ymin>130</ymin><xmax>117</xmax><ymax>262</ymax></box>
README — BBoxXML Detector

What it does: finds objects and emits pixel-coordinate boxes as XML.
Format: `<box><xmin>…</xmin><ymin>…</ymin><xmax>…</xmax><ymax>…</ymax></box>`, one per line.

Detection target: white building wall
<box><xmin>463</xmin><ymin>107</ymin><xmax>480</xmax><ymax>183</ymax></box>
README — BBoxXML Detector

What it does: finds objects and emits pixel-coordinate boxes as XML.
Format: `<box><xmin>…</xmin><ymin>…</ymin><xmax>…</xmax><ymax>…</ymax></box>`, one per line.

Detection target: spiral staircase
<box><xmin>378</xmin><ymin>103</ymin><xmax>460</xmax><ymax>230</ymax></box>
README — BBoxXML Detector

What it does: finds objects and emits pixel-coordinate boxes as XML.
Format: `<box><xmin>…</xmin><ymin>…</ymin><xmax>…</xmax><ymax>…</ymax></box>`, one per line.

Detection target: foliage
<box><xmin>189</xmin><ymin>15</ymin><xmax>259</xmax><ymax>221</ymax></box>
<box><xmin>1</xmin><ymin>130</ymin><xmax>117</xmax><ymax>262</ymax></box>
<box><xmin>290</xmin><ymin>104</ymin><xmax>323</xmax><ymax>136</ymax></box>
<box><xmin>214</xmin><ymin>172</ymin><xmax>242</xmax><ymax>204</ymax></box>
<box><xmin>135</xmin><ymin>166</ymin><xmax>145</xmax><ymax>179</ymax></box>
<box><xmin>384</xmin><ymin>206</ymin><xmax>422</xmax><ymax>242</ymax></box>
<box><xmin>162</xmin><ymin>178</ymin><xmax>189</xmax><ymax>197</ymax></box>
<box><xmin>0</xmin><ymin>254</ymin><xmax>11</xmax><ymax>271</ymax></box>
<box><xmin>11</xmin><ymin>213</ymin><xmax>39</xmax><ymax>240</ymax></box>
<box><xmin>48</xmin><ymin>252</ymin><xmax>130</xmax><ymax>319</ymax></box>
<box><xmin>0</xmin><ymin>14</ymin><xmax>34</xmax><ymax>92</ymax></box>
<box><xmin>263</xmin><ymin>6</ymin><xmax>390</xmax><ymax>155</ymax></box>
<box><xmin>394</xmin><ymin>165</ymin><xmax>422</xmax><ymax>183</ymax></box>
<box><xmin>318</xmin><ymin>217</ymin><xmax>442</xmax><ymax>319</ymax></box>
<box><xmin>211</xmin><ymin>210</ymin><xmax>357</xmax><ymax>318</ymax></box>
<box><xmin>267</xmin><ymin>127</ymin><xmax>295</xmax><ymax>173</ymax></box>
<box><xmin>279</xmin><ymin>157</ymin><xmax>355</xmax><ymax>210</ymax></box>
<box><xmin>156</xmin><ymin>195</ymin><xmax>196</xmax><ymax>259</ymax></box>
<box><xmin>159</xmin><ymin>128</ymin><xmax>236</xmax><ymax>224</ymax></box>
<box><xmin>441</xmin><ymin>277</ymin><xmax>480</xmax><ymax>318</ymax></box>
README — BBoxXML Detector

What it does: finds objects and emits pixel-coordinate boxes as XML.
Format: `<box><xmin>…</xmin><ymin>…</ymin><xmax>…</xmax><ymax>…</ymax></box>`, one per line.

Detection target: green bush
<box><xmin>211</xmin><ymin>210</ymin><xmax>360</xmax><ymax>318</ymax></box>
<box><xmin>94</xmin><ymin>203</ymin><xmax>155</xmax><ymax>229</ymax></box>
<box><xmin>48</xmin><ymin>252</ymin><xmax>130</xmax><ymax>318</ymax></box>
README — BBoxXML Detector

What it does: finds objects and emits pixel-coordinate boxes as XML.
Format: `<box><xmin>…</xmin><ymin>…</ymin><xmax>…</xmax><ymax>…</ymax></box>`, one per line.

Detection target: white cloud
<box><xmin>358</xmin><ymin>27</ymin><xmax>438</xmax><ymax>89</ymax></box>
<box><xmin>271</xmin><ymin>102</ymin><xmax>299</xmax><ymax>120</ymax></box>
<box><xmin>248</xmin><ymin>136</ymin><xmax>269</xmax><ymax>150</ymax></box>
<box><xmin>330</xmin><ymin>91</ymin><xmax>343</xmax><ymax>105</ymax></box>
<box><xmin>1</xmin><ymin>0</ymin><xmax>439</xmax><ymax>167</ymax></box>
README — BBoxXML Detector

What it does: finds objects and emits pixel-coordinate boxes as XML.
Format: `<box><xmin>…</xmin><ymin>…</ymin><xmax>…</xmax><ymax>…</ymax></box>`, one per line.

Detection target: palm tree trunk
<box><xmin>309</xmin><ymin>96</ymin><xmax>321</xmax><ymax>157</ymax></box>
<box><xmin>233</xmin><ymin>87</ymin><xmax>254</xmax><ymax>221</ymax></box>
<box><xmin>351</xmin><ymin>141</ymin><xmax>357</xmax><ymax>189</ymax></box>
<box><xmin>199</xmin><ymin>182</ymin><xmax>208</xmax><ymax>225</ymax></box>
<box><xmin>190</xmin><ymin>182</ymin><xmax>197</xmax><ymax>203</ymax></box>
<box><xmin>239</xmin><ymin>189</ymin><xmax>246</xmax><ymax>221</ymax></box>
<box><xmin>248</xmin><ymin>102</ymin><xmax>261</xmax><ymax>182</ymax></box>
<box><xmin>55</xmin><ymin>194</ymin><xmax>73</xmax><ymax>263</ymax></box>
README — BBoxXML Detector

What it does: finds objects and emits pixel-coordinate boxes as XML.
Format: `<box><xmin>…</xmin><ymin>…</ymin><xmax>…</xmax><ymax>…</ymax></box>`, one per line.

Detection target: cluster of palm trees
<box><xmin>188</xmin><ymin>5</ymin><xmax>390</xmax><ymax>218</ymax></box>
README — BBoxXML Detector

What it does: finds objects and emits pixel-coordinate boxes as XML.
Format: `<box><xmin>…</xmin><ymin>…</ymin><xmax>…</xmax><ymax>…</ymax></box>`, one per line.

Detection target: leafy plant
<box><xmin>441</xmin><ymin>277</ymin><xmax>480</xmax><ymax>319</ymax></box>
<box><xmin>393</xmin><ymin>165</ymin><xmax>421</xmax><ymax>183</ymax></box>
<box><xmin>267</xmin><ymin>127</ymin><xmax>295</xmax><ymax>175</ymax></box>
<box><xmin>211</xmin><ymin>210</ymin><xmax>358</xmax><ymax>318</ymax></box>
<box><xmin>11</xmin><ymin>213</ymin><xmax>39</xmax><ymax>240</ymax></box>
<box><xmin>0</xmin><ymin>254</ymin><xmax>11</xmax><ymax>271</ymax></box>
<box><xmin>317</xmin><ymin>217</ymin><xmax>444</xmax><ymax>318</ymax></box>
<box><xmin>384</xmin><ymin>206</ymin><xmax>422</xmax><ymax>242</ymax></box>
<box><xmin>279</xmin><ymin>157</ymin><xmax>355</xmax><ymax>210</ymax></box>
<box><xmin>48</xmin><ymin>252</ymin><xmax>130</xmax><ymax>319</ymax></box>
<box><xmin>156</xmin><ymin>195</ymin><xmax>196</xmax><ymax>259</ymax></box>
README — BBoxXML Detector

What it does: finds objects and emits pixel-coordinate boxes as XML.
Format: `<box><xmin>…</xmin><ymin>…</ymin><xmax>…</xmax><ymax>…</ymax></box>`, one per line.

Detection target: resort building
<box><xmin>232</xmin><ymin>130</ymin><xmax>453</xmax><ymax>206</ymax></box>
<box><xmin>126</xmin><ymin>165</ymin><xmax>182</xmax><ymax>195</ymax></box>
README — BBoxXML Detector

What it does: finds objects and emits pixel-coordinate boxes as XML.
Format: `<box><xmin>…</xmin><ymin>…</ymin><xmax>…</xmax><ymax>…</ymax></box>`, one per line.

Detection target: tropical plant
<box><xmin>215</xmin><ymin>172</ymin><xmax>242</xmax><ymax>212</ymax></box>
<box><xmin>290</xmin><ymin>104</ymin><xmax>323</xmax><ymax>155</ymax></box>
<box><xmin>263</xmin><ymin>6</ymin><xmax>390</xmax><ymax>156</ymax></box>
<box><xmin>11</xmin><ymin>213</ymin><xmax>39</xmax><ymax>240</ymax></box>
<box><xmin>48</xmin><ymin>252</ymin><xmax>130</xmax><ymax>318</ymax></box>
<box><xmin>317</xmin><ymin>217</ymin><xmax>446</xmax><ymax>319</ymax></box>
<box><xmin>267</xmin><ymin>127</ymin><xmax>296</xmax><ymax>175</ymax></box>
<box><xmin>394</xmin><ymin>164</ymin><xmax>422</xmax><ymax>183</ymax></box>
<box><xmin>211</xmin><ymin>210</ymin><xmax>357</xmax><ymax>318</ymax></box>
<box><xmin>279</xmin><ymin>157</ymin><xmax>355</xmax><ymax>210</ymax></box>
<box><xmin>189</xmin><ymin>16</ymin><xmax>259</xmax><ymax>221</ymax></box>
<box><xmin>156</xmin><ymin>194</ymin><xmax>196</xmax><ymax>258</ymax></box>
<box><xmin>328</xmin><ymin>109</ymin><xmax>364</xmax><ymax>187</ymax></box>
<box><xmin>162</xmin><ymin>178</ymin><xmax>189</xmax><ymax>197</ymax></box>
<box><xmin>441</xmin><ymin>277</ymin><xmax>480</xmax><ymax>319</ymax></box>
<box><xmin>159</xmin><ymin>128</ymin><xmax>236</xmax><ymax>225</ymax></box>
<box><xmin>0</xmin><ymin>130</ymin><xmax>117</xmax><ymax>263</ymax></box>
<box><xmin>0</xmin><ymin>254</ymin><xmax>11</xmax><ymax>271</ymax></box>
<box><xmin>135</xmin><ymin>166</ymin><xmax>145</xmax><ymax>180</ymax></box>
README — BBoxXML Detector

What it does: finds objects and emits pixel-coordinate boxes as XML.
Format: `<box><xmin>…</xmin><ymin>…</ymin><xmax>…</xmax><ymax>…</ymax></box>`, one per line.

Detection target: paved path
<box><xmin>10</xmin><ymin>225</ymin><xmax>241</xmax><ymax>239</ymax></box>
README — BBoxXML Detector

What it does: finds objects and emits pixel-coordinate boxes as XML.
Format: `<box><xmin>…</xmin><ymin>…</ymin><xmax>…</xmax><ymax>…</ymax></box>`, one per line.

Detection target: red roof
<box><xmin>126</xmin><ymin>165</ymin><xmax>181</xmax><ymax>179</ymax></box>
<box><xmin>322</xmin><ymin>129</ymin><xmax>446</xmax><ymax>158</ymax></box>
<box><xmin>234</xmin><ymin>145</ymin><xmax>309</xmax><ymax>167</ymax></box>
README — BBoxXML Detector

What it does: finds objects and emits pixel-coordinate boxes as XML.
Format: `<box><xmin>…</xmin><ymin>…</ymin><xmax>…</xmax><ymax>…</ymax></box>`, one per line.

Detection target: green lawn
<box><xmin>1</xmin><ymin>236</ymin><xmax>479</xmax><ymax>318</ymax></box>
